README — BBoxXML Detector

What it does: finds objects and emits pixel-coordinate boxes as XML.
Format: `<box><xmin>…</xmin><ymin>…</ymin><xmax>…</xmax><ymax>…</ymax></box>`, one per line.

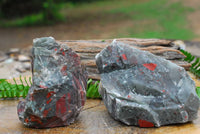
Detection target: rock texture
<box><xmin>17</xmin><ymin>37</ymin><xmax>87</xmax><ymax>128</ymax></box>
<box><xmin>96</xmin><ymin>40</ymin><xmax>200</xmax><ymax>127</ymax></box>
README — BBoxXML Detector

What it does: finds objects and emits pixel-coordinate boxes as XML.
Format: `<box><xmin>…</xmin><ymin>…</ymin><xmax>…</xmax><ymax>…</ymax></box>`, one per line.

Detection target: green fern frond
<box><xmin>0</xmin><ymin>77</ymin><xmax>32</xmax><ymax>99</ymax></box>
<box><xmin>180</xmin><ymin>49</ymin><xmax>200</xmax><ymax>78</ymax></box>
<box><xmin>0</xmin><ymin>77</ymin><xmax>102</xmax><ymax>99</ymax></box>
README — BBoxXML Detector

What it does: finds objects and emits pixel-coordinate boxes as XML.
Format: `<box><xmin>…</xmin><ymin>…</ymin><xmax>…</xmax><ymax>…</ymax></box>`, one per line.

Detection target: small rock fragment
<box><xmin>15</xmin><ymin>65</ymin><xmax>26</xmax><ymax>73</ymax></box>
<box><xmin>17</xmin><ymin>37</ymin><xmax>88</xmax><ymax>128</ymax></box>
<box><xmin>7</xmin><ymin>48</ymin><xmax>20</xmax><ymax>54</ymax></box>
<box><xmin>15</xmin><ymin>62</ymin><xmax>31</xmax><ymax>73</ymax></box>
<box><xmin>0</xmin><ymin>51</ymin><xmax>8</xmax><ymax>62</ymax></box>
<box><xmin>4</xmin><ymin>58</ymin><xmax>14</xmax><ymax>64</ymax></box>
<box><xmin>22</xmin><ymin>62</ymin><xmax>31</xmax><ymax>70</ymax></box>
<box><xmin>18</xmin><ymin>55</ymin><xmax>30</xmax><ymax>62</ymax></box>
<box><xmin>96</xmin><ymin>40</ymin><xmax>200</xmax><ymax>127</ymax></box>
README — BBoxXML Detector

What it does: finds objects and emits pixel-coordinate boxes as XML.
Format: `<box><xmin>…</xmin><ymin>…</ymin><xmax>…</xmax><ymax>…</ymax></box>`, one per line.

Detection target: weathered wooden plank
<box><xmin>81</xmin><ymin>60</ymin><xmax>96</xmax><ymax>67</ymax></box>
<box><xmin>148</xmin><ymin>49</ymin><xmax>186</xmax><ymax>60</ymax></box>
<box><xmin>58</xmin><ymin>41</ymin><xmax>107</xmax><ymax>53</ymax></box>
<box><xmin>76</xmin><ymin>46</ymin><xmax>185</xmax><ymax>60</ymax></box>
<box><xmin>77</xmin><ymin>53</ymin><xmax>97</xmax><ymax>60</ymax></box>
<box><xmin>106</xmin><ymin>38</ymin><xmax>172</xmax><ymax>47</ymax></box>
<box><xmin>171</xmin><ymin>60</ymin><xmax>191</xmax><ymax>71</ymax></box>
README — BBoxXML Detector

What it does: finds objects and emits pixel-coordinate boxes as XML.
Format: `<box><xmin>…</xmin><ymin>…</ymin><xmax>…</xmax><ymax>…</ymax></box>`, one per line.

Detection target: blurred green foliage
<box><xmin>0</xmin><ymin>0</ymin><xmax>64</xmax><ymax>26</ymax></box>
<box><xmin>0</xmin><ymin>0</ymin><xmax>99</xmax><ymax>26</ymax></box>
<box><xmin>0</xmin><ymin>0</ymin><xmax>43</xmax><ymax>19</ymax></box>
<box><xmin>110</xmin><ymin>0</ymin><xmax>194</xmax><ymax>40</ymax></box>
<box><xmin>0</xmin><ymin>0</ymin><xmax>196</xmax><ymax>40</ymax></box>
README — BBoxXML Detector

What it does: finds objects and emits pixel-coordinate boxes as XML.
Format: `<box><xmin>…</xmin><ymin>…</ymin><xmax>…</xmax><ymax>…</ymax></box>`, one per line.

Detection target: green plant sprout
<box><xmin>86</xmin><ymin>79</ymin><xmax>101</xmax><ymax>99</ymax></box>
<box><xmin>0</xmin><ymin>77</ymin><xmax>101</xmax><ymax>99</ymax></box>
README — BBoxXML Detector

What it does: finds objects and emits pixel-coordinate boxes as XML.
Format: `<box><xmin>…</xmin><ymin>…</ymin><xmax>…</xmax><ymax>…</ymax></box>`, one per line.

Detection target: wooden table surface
<box><xmin>0</xmin><ymin>73</ymin><xmax>200</xmax><ymax>134</ymax></box>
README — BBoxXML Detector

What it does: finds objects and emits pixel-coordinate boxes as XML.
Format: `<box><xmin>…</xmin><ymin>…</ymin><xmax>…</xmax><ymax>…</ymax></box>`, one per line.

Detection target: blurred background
<box><xmin>0</xmin><ymin>0</ymin><xmax>200</xmax><ymax>51</ymax></box>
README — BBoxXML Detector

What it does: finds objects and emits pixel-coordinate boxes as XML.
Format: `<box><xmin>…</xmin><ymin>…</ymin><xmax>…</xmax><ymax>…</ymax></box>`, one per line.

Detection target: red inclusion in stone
<box><xmin>61</xmin><ymin>65</ymin><xmax>67</xmax><ymax>75</ymax></box>
<box><xmin>46</xmin><ymin>98</ymin><xmax>52</xmax><ymax>104</ymax></box>
<box><xmin>43</xmin><ymin>108</ymin><xmax>51</xmax><ymax>118</ymax></box>
<box><xmin>61</xmin><ymin>65</ymin><xmax>67</xmax><ymax>72</ymax></box>
<box><xmin>30</xmin><ymin>115</ymin><xmax>43</xmax><ymax>125</ymax></box>
<box><xmin>122</xmin><ymin>54</ymin><xmax>127</xmax><ymax>60</ymax></box>
<box><xmin>138</xmin><ymin>119</ymin><xmax>154</xmax><ymax>127</ymax></box>
<box><xmin>46</xmin><ymin>91</ymin><xmax>55</xmax><ymax>98</ymax></box>
<box><xmin>143</xmin><ymin>63</ymin><xmax>157</xmax><ymax>71</ymax></box>
<box><xmin>25</xmin><ymin>118</ymin><xmax>29</xmax><ymax>123</ymax></box>
<box><xmin>39</xmin><ymin>85</ymin><xmax>47</xmax><ymax>89</ymax></box>
<box><xmin>56</xmin><ymin>94</ymin><xmax>67</xmax><ymax>117</ymax></box>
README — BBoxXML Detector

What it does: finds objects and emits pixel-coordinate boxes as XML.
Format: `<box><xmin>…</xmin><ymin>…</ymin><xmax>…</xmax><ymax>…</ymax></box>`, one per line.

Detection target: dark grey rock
<box><xmin>96</xmin><ymin>40</ymin><xmax>200</xmax><ymax>127</ymax></box>
<box><xmin>17</xmin><ymin>37</ymin><xmax>88</xmax><ymax>128</ymax></box>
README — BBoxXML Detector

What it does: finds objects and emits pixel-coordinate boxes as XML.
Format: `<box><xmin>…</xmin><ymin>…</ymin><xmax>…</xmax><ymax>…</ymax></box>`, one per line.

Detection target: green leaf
<box><xmin>19</xmin><ymin>90</ymin><xmax>24</xmax><ymax>97</ymax></box>
<box><xmin>22</xmin><ymin>91</ymin><xmax>26</xmax><ymax>98</ymax></box>
<box><xmin>10</xmin><ymin>84</ymin><xmax>17</xmax><ymax>91</ymax></box>
<box><xmin>2</xmin><ymin>82</ymin><xmax>12</xmax><ymax>91</ymax></box>
<box><xmin>86</xmin><ymin>80</ymin><xmax>101</xmax><ymax>99</ymax></box>
<box><xmin>196</xmin><ymin>87</ymin><xmax>200</xmax><ymax>98</ymax></box>
<box><xmin>19</xmin><ymin>75</ymin><xmax>24</xmax><ymax>88</ymax></box>
<box><xmin>87</xmin><ymin>79</ymin><xmax>92</xmax><ymax>87</ymax></box>
<box><xmin>11</xmin><ymin>90</ymin><xmax>14</xmax><ymax>98</ymax></box>
<box><xmin>24</xmin><ymin>77</ymin><xmax>29</xmax><ymax>86</ymax></box>
<box><xmin>181</xmin><ymin>49</ymin><xmax>200</xmax><ymax>78</ymax></box>
<box><xmin>17</xmin><ymin>84</ymin><xmax>24</xmax><ymax>91</ymax></box>
<box><xmin>0</xmin><ymin>79</ymin><xmax>6</xmax><ymax>82</ymax></box>
<box><xmin>24</xmin><ymin>86</ymin><xmax>29</xmax><ymax>95</ymax></box>
<box><xmin>29</xmin><ymin>77</ymin><xmax>32</xmax><ymax>85</ymax></box>
<box><xmin>0</xmin><ymin>91</ymin><xmax>2</xmax><ymax>98</ymax></box>
<box><xmin>2</xmin><ymin>91</ymin><xmax>5</xmax><ymax>98</ymax></box>
<box><xmin>6</xmin><ymin>90</ymin><xmax>10</xmax><ymax>98</ymax></box>
<box><xmin>0</xmin><ymin>84</ymin><xmax>5</xmax><ymax>91</ymax></box>
<box><xmin>16</xmin><ymin>91</ymin><xmax>20</xmax><ymax>98</ymax></box>
<box><xmin>93</xmin><ymin>81</ymin><xmax>100</xmax><ymax>98</ymax></box>
<box><xmin>192</xmin><ymin>58</ymin><xmax>199</xmax><ymax>67</ymax></box>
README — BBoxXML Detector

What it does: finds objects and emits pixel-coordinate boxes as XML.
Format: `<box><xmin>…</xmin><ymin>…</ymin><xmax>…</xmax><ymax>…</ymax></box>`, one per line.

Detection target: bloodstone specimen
<box><xmin>96</xmin><ymin>40</ymin><xmax>200</xmax><ymax>127</ymax></box>
<box><xmin>17</xmin><ymin>37</ymin><xmax>87</xmax><ymax>128</ymax></box>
